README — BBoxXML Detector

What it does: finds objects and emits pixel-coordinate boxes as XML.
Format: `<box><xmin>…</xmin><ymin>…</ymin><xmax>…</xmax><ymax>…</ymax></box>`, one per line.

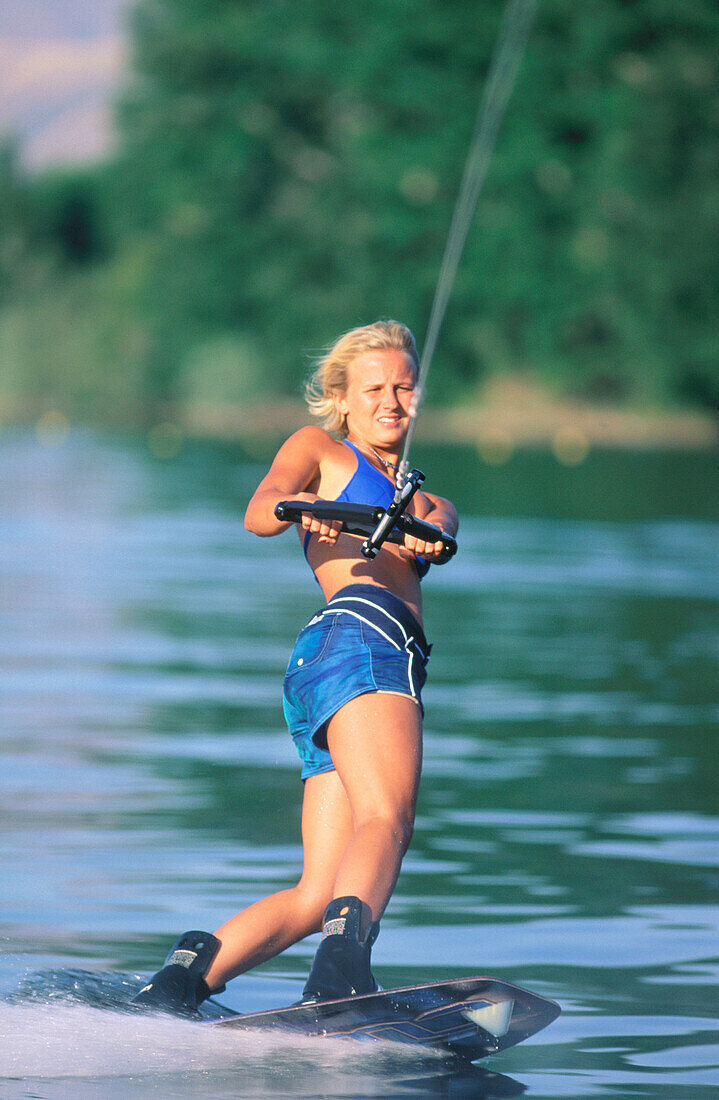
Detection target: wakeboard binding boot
<box><xmin>301</xmin><ymin>895</ymin><xmax>379</xmax><ymax>1003</ymax></box>
<box><xmin>132</xmin><ymin>930</ymin><xmax>224</xmax><ymax>1017</ymax></box>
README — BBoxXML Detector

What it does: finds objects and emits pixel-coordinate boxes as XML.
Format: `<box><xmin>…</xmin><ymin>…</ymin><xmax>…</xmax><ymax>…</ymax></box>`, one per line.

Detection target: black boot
<box><xmin>132</xmin><ymin>930</ymin><xmax>224</xmax><ymax>1017</ymax></box>
<box><xmin>301</xmin><ymin>896</ymin><xmax>379</xmax><ymax>1003</ymax></box>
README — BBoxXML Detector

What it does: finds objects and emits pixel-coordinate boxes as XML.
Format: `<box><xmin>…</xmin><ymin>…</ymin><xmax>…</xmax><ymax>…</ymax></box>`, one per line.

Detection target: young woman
<box><xmin>134</xmin><ymin>320</ymin><xmax>458</xmax><ymax>1014</ymax></box>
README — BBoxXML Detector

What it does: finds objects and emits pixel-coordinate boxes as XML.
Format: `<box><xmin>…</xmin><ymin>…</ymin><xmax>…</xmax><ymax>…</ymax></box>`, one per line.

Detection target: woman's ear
<box><xmin>335</xmin><ymin>392</ymin><xmax>349</xmax><ymax>415</ymax></box>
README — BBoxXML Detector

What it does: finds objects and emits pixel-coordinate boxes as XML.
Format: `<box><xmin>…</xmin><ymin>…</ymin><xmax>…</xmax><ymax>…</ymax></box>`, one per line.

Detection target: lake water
<box><xmin>1</xmin><ymin>428</ymin><xmax>718</xmax><ymax>1098</ymax></box>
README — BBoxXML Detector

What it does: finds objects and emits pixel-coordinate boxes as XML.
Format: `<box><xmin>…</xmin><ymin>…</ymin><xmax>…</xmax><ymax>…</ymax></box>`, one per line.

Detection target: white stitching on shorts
<box><xmin>326</xmin><ymin>595</ymin><xmax>410</xmax><ymax>642</ymax></box>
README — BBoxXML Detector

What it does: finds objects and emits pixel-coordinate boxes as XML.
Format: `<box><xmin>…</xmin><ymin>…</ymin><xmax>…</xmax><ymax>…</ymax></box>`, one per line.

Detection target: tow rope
<box><xmin>396</xmin><ymin>0</ymin><xmax>538</xmax><ymax>491</ymax></box>
<box><xmin>359</xmin><ymin>0</ymin><xmax>537</xmax><ymax>558</ymax></box>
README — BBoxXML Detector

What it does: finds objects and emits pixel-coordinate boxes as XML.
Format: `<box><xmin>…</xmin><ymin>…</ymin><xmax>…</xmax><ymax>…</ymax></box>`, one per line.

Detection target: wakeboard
<box><xmin>209</xmin><ymin>975</ymin><xmax>560</xmax><ymax>1062</ymax></box>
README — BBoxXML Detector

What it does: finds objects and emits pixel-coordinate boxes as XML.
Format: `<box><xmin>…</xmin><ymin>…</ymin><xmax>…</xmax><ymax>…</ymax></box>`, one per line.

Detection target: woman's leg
<box><xmin>325</xmin><ymin>691</ymin><xmax>423</xmax><ymax>929</ymax></box>
<box><xmin>185</xmin><ymin>689</ymin><xmax>421</xmax><ymax>993</ymax></box>
<box><xmin>203</xmin><ymin>768</ymin><xmax>354</xmax><ymax>990</ymax></box>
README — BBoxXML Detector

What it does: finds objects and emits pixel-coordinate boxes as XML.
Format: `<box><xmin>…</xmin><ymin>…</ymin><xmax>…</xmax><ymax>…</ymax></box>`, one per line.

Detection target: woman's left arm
<box><xmin>413</xmin><ymin>491</ymin><xmax>459</xmax><ymax>536</ymax></box>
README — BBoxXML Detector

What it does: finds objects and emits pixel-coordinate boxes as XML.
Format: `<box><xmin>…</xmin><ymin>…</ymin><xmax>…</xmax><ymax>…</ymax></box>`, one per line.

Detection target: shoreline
<box><xmin>181</xmin><ymin>381</ymin><xmax>719</xmax><ymax>453</ymax></box>
<box><xmin>3</xmin><ymin>384</ymin><xmax>718</xmax><ymax>454</ymax></box>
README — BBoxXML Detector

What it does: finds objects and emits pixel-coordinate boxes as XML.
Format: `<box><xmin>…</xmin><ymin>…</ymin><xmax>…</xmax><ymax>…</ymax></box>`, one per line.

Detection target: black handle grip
<box><xmin>275</xmin><ymin>500</ymin><xmax>457</xmax><ymax>564</ymax></box>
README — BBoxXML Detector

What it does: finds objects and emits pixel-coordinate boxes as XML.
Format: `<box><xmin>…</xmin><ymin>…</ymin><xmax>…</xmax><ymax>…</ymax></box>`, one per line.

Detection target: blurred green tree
<box><xmin>110</xmin><ymin>0</ymin><xmax>719</xmax><ymax>410</ymax></box>
<box><xmin>1</xmin><ymin>0</ymin><xmax>717</xmax><ymax>421</ymax></box>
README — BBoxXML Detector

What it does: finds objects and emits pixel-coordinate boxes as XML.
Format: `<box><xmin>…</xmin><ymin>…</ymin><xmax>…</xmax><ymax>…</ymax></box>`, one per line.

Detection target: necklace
<box><xmin>367</xmin><ymin>445</ymin><xmax>400</xmax><ymax>472</ymax></box>
<box><xmin>346</xmin><ymin>436</ymin><xmax>400</xmax><ymax>472</ymax></box>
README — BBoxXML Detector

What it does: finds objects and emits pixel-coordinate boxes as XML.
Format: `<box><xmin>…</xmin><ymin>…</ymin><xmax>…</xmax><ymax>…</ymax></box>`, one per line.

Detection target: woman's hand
<box><xmin>402</xmin><ymin>530</ymin><xmax>449</xmax><ymax>562</ymax></box>
<box><xmin>402</xmin><ymin>489</ymin><xmax>458</xmax><ymax>561</ymax></box>
<box><xmin>292</xmin><ymin>492</ymin><xmax>345</xmax><ymax>545</ymax></box>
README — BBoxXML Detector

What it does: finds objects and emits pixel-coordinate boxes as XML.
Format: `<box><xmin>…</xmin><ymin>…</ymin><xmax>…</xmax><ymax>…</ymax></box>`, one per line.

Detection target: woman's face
<box><xmin>337</xmin><ymin>348</ymin><xmax>417</xmax><ymax>452</ymax></box>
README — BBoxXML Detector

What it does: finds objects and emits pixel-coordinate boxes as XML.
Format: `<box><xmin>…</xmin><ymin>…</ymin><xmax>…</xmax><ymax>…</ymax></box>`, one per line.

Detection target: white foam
<box><xmin>0</xmin><ymin>1001</ymin><xmax>440</xmax><ymax>1097</ymax></box>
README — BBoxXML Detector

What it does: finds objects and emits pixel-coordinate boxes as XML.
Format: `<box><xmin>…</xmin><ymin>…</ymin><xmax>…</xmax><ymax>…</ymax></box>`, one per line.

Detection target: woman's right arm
<box><xmin>244</xmin><ymin>426</ymin><xmax>333</xmax><ymax>537</ymax></box>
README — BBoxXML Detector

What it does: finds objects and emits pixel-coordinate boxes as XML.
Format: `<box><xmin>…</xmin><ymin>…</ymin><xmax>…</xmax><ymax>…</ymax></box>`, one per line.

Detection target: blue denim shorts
<box><xmin>282</xmin><ymin>584</ymin><xmax>431</xmax><ymax>780</ymax></box>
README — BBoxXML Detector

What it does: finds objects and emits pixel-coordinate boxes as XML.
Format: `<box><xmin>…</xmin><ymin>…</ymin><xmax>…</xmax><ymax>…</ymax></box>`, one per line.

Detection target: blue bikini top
<box><xmin>303</xmin><ymin>440</ymin><xmax>430</xmax><ymax>579</ymax></box>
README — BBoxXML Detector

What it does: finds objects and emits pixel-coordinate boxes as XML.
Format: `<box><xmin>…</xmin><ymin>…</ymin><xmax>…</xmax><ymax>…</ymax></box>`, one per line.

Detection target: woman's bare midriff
<box><xmin>300</xmin><ymin>530</ymin><xmax>423</xmax><ymax>623</ymax></box>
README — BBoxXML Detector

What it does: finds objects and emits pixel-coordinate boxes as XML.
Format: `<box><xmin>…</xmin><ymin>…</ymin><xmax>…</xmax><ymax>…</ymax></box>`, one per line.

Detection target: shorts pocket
<box><xmin>284</xmin><ymin>614</ymin><xmax>337</xmax><ymax>676</ymax></box>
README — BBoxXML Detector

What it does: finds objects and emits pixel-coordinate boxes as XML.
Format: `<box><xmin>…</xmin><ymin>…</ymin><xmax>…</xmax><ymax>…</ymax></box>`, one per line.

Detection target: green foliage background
<box><xmin>1</xmin><ymin>0</ymin><xmax>718</xmax><ymax>424</ymax></box>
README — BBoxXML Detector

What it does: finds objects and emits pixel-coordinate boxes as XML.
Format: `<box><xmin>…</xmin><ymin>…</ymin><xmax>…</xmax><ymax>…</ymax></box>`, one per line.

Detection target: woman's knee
<box><xmin>358</xmin><ymin>808</ymin><xmax>415</xmax><ymax>855</ymax></box>
<box><xmin>392</xmin><ymin>811</ymin><xmax>414</xmax><ymax>854</ymax></box>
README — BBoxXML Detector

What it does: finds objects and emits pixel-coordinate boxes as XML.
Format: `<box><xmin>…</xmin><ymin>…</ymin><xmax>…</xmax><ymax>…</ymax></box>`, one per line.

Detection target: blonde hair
<box><xmin>305</xmin><ymin>320</ymin><xmax>420</xmax><ymax>437</ymax></box>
